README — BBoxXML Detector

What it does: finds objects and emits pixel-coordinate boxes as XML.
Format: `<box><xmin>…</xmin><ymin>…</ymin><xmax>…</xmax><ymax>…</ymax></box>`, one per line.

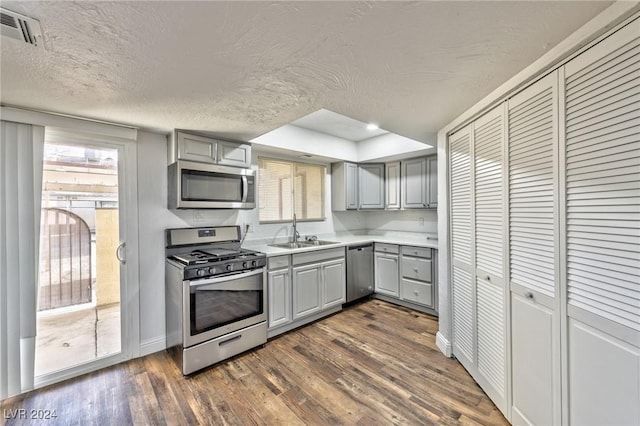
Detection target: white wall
<box><xmin>251</xmin><ymin>125</ymin><xmax>358</xmax><ymax>162</ymax></box>
<box><xmin>136</xmin><ymin>130</ymin><xmax>187</xmax><ymax>353</ymax></box>
<box><xmin>362</xmin><ymin>209</ymin><xmax>437</xmax><ymax>234</ymax></box>
<box><xmin>357</xmin><ymin>133</ymin><xmax>436</xmax><ymax>162</ymax></box>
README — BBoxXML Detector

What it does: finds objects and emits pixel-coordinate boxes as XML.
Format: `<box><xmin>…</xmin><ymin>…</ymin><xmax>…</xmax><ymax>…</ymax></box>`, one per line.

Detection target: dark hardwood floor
<box><xmin>1</xmin><ymin>300</ymin><xmax>508</xmax><ymax>425</ymax></box>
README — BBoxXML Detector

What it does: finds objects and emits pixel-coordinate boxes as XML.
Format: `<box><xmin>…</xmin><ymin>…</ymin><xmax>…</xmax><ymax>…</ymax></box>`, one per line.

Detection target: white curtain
<box><xmin>0</xmin><ymin>120</ymin><xmax>44</xmax><ymax>399</ymax></box>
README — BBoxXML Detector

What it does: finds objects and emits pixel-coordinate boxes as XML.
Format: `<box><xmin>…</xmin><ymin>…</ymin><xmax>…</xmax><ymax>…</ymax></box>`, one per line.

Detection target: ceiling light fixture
<box><xmin>366</xmin><ymin>123</ymin><xmax>379</xmax><ymax>131</ymax></box>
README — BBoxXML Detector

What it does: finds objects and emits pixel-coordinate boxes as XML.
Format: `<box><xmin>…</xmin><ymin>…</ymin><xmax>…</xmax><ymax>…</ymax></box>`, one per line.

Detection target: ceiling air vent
<box><xmin>0</xmin><ymin>8</ymin><xmax>44</xmax><ymax>49</ymax></box>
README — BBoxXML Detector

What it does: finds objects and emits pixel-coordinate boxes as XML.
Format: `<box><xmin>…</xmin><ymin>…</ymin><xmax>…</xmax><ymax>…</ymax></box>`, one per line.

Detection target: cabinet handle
<box><xmin>414</xmin><ymin>268</ymin><xmax>419</xmax><ymax>273</ymax></box>
<box><xmin>486</xmin><ymin>275</ymin><xmax>491</xmax><ymax>281</ymax></box>
<box><xmin>525</xmin><ymin>291</ymin><xmax>534</xmax><ymax>300</ymax></box>
<box><xmin>414</xmin><ymin>291</ymin><xmax>419</xmax><ymax>296</ymax></box>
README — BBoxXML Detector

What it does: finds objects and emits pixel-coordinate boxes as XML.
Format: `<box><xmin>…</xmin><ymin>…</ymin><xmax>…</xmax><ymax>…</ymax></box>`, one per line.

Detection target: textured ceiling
<box><xmin>0</xmin><ymin>1</ymin><xmax>612</xmax><ymax>143</ymax></box>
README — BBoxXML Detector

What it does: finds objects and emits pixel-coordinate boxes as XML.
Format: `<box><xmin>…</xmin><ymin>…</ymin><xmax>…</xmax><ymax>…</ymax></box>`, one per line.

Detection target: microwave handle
<box><xmin>241</xmin><ymin>175</ymin><xmax>248</xmax><ymax>203</ymax></box>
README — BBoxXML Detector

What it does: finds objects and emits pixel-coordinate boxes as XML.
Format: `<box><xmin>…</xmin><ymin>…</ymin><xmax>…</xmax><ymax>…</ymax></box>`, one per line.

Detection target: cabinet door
<box><xmin>346</xmin><ymin>162</ymin><xmax>359</xmax><ymax>210</ymax></box>
<box><xmin>402</xmin><ymin>157</ymin><xmax>427</xmax><ymax>208</ymax></box>
<box><xmin>217</xmin><ymin>141</ymin><xmax>251</xmax><ymax>168</ymax></box>
<box><xmin>374</xmin><ymin>252</ymin><xmax>399</xmax><ymax>296</ymax></box>
<box><xmin>508</xmin><ymin>71</ymin><xmax>560</xmax><ymax>425</ymax></box>
<box><xmin>385</xmin><ymin>161</ymin><xmax>401</xmax><ymax>210</ymax></box>
<box><xmin>563</xmin><ymin>21</ymin><xmax>640</xmax><ymax>425</ymax></box>
<box><xmin>268</xmin><ymin>269</ymin><xmax>291</xmax><ymax>328</ymax></box>
<box><xmin>449</xmin><ymin>125</ymin><xmax>474</xmax><ymax>369</ymax></box>
<box><xmin>292</xmin><ymin>264</ymin><xmax>322</xmax><ymax>320</ymax></box>
<box><xmin>177</xmin><ymin>132</ymin><xmax>217</xmax><ymax>163</ymax></box>
<box><xmin>359</xmin><ymin>163</ymin><xmax>384</xmax><ymax>209</ymax></box>
<box><xmin>426</xmin><ymin>156</ymin><xmax>438</xmax><ymax>207</ymax></box>
<box><xmin>322</xmin><ymin>259</ymin><xmax>346</xmax><ymax>309</ymax></box>
<box><xmin>474</xmin><ymin>105</ymin><xmax>507</xmax><ymax>411</ymax></box>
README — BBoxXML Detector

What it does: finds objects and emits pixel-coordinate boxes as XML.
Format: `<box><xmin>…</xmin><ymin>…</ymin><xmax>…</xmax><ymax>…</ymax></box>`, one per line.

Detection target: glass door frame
<box><xmin>34</xmin><ymin>132</ymin><xmax>139</xmax><ymax>388</ymax></box>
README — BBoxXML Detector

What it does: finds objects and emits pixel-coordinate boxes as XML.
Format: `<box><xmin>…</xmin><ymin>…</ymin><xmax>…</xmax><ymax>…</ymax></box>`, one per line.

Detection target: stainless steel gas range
<box><xmin>165</xmin><ymin>226</ymin><xmax>267</xmax><ymax>375</ymax></box>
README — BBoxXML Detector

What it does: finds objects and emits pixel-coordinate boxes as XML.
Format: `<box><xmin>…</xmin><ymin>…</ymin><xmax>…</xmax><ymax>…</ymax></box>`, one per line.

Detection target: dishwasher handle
<box><xmin>348</xmin><ymin>244</ymin><xmax>373</xmax><ymax>251</ymax></box>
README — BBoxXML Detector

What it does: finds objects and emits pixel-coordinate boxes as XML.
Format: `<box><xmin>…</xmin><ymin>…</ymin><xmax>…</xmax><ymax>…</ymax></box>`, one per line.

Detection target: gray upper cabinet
<box><xmin>217</xmin><ymin>140</ymin><xmax>252</xmax><ymax>168</ymax></box>
<box><xmin>385</xmin><ymin>161</ymin><xmax>401</xmax><ymax>210</ymax></box>
<box><xmin>169</xmin><ymin>130</ymin><xmax>251</xmax><ymax>168</ymax></box>
<box><xmin>402</xmin><ymin>156</ymin><xmax>437</xmax><ymax>209</ymax></box>
<box><xmin>176</xmin><ymin>132</ymin><xmax>217</xmax><ymax>163</ymax></box>
<box><xmin>402</xmin><ymin>157</ymin><xmax>426</xmax><ymax>208</ymax></box>
<box><xmin>332</xmin><ymin>162</ymin><xmax>359</xmax><ymax>211</ymax></box>
<box><xmin>427</xmin><ymin>156</ymin><xmax>437</xmax><ymax>207</ymax></box>
<box><xmin>358</xmin><ymin>163</ymin><xmax>385</xmax><ymax>209</ymax></box>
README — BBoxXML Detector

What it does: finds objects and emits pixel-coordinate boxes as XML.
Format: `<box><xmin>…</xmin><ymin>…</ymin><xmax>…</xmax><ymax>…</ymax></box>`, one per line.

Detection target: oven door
<box><xmin>183</xmin><ymin>268</ymin><xmax>266</xmax><ymax>348</ymax></box>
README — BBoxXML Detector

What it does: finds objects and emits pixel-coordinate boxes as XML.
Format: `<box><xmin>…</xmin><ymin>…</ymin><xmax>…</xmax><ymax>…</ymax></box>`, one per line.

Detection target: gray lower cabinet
<box><xmin>374</xmin><ymin>243</ymin><xmax>437</xmax><ymax>312</ymax></box>
<box><xmin>288</xmin><ymin>247</ymin><xmax>346</xmax><ymax>322</ymax></box>
<box><xmin>323</xmin><ymin>259</ymin><xmax>346</xmax><ymax>309</ymax></box>
<box><xmin>292</xmin><ymin>264</ymin><xmax>322</xmax><ymax>319</ymax></box>
<box><xmin>400</xmin><ymin>246</ymin><xmax>434</xmax><ymax>309</ymax></box>
<box><xmin>267</xmin><ymin>255</ymin><xmax>291</xmax><ymax>328</ymax></box>
<box><xmin>268</xmin><ymin>269</ymin><xmax>291</xmax><ymax>328</ymax></box>
<box><xmin>374</xmin><ymin>244</ymin><xmax>399</xmax><ymax>297</ymax></box>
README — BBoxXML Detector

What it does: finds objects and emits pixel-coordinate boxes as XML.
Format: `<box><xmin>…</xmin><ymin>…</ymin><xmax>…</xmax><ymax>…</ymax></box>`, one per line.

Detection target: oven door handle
<box><xmin>188</xmin><ymin>268</ymin><xmax>263</xmax><ymax>287</ymax></box>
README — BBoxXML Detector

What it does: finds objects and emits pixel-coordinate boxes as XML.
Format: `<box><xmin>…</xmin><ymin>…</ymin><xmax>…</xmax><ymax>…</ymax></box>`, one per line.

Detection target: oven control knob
<box><xmin>209</xmin><ymin>267</ymin><xmax>216</xmax><ymax>275</ymax></box>
<box><xmin>251</xmin><ymin>260</ymin><xmax>257</xmax><ymax>267</ymax></box>
<box><xmin>242</xmin><ymin>261</ymin><xmax>248</xmax><ymax>268</ymax></box>
<box><xmin>226</xmin><ymin>264</ymin><xmax>233</xmax><ymax>271</ymax></box>
<box><xmin>197</xmin><ymin>269</ymin><xmax>206</xmax><ymax>277</ymax></box>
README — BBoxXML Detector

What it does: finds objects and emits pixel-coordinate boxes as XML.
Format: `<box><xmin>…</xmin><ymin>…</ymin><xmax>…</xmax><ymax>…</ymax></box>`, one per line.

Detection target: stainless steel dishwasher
<box><xmin>346</xmin><ymin>244</ymin><xmax>374</xmax><ymax>302</ymax></box>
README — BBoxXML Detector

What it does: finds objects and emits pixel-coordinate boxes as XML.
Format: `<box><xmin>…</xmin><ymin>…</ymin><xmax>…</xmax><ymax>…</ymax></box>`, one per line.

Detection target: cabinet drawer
<box><xmin>268</xmin><ymin>255</ymin><xmax>290</xmax><ymax>270</ymax></box>
<box><xmin>375</xmin><ymin>243</ymin><xmax>399</xmax><ymax>254</ymax></box>
<box><xmin>401</xmin><ymin>246</ymin><xmax>431</xmax><ymax>259</ymax></box>
<box><xmin>292</xmin><ymin>247</ymin><xmax>345</xmax><ymax>266</ymax></box>
<box><xmin>401</xmin><ymin>279</ymin><xmax>433</xmax><ymax>307</ymax></box>
<box><xmin>401</xmin><ymin>257</ymin><xmax>432</xmax><ymax>282</ymax></box>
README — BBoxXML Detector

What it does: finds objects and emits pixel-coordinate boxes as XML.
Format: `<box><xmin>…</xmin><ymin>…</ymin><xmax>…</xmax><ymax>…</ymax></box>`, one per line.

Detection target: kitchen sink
<box><xmin>268</xmin><ymin>240</ymin><xmax>340</xmax><ymax>249</ymax></box>
<box><xmin>302</xmin><ymin>240</ymin><xmax>339</xmax><ymax>246</ymax></box>
<box><xmin>269</xmin><ymin>242</ymin><xmax>308</xmax><ymax>249</ymax></box>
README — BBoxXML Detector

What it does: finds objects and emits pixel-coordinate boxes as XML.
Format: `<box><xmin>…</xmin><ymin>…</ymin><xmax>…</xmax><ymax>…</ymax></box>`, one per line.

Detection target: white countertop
<box><xmin>242</xmin><ymin>231</ymin><xmax>438</xmax><ymax>256</ymax></box>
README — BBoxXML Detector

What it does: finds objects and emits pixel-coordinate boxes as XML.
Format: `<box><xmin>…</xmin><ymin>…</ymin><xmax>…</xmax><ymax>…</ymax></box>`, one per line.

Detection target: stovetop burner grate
<box><xmin>171</xmin><ymin>248</ymin><xmax>262</xmax><ymax>266</ymax></box>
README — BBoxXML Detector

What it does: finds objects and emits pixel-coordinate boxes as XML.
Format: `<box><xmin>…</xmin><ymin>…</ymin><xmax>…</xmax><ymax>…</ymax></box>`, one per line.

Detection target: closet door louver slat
<box><xmin>450</xmin><ymin>129</ymin><xmax>473</xmax><ymax>265</ymax></box>
<box><xmin>477</xmin><ymin>278</ymin><xmax>505</xmax><ymax>397</ymax></box>
<box><xmin>475</xmin><ymin>114</ymin><xmax>504</xmax><ymax>279</ymax></box>
<box><xmin>452</xmin><ymin>266</ymin><xmax>474</xmax><ymax>363</ymax></box>
<box><xmin>509</xmin><ymin>84</ymin><xmax>557</xmax><ymax>298</ymax></box>
<box><xmin>565</xmin><ymin>31</ymin><xmax>640</xmax><ymax>334</ymax></box>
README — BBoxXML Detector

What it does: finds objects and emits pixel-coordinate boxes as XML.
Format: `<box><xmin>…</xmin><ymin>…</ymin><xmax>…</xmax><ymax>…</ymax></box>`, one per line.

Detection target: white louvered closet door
<box><xmin>563</xmin><ymin>19</ymin><xmax>640</xmax><ymax>426</ymax></box>
<box><xmin>450</xmin><ymin>125</ymin><xmax>475</xmax><ymax>369</ymax></box>
<box><xmin>508</xmin><ymin>71</ymin><xmax>561</xmax><ymax>426</ymax></box>
<box><xmin>473</xmin><ymin>105</ymin><xmax>507</xmax><ymax>414</ymax></box>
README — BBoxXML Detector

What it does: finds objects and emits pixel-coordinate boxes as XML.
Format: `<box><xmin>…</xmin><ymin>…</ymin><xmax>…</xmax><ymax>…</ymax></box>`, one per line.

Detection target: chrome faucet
<box><xmin>292</xmin><ymin>213</ymin><xmax>300</xmax><ymax>244</ymax></box>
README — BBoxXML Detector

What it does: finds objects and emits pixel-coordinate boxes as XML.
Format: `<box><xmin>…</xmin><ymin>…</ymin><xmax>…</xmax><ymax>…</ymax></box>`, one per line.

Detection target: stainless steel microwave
<box><xmin>168</xmin><ymin>160</ymin><xmax>255</xmax><ymax>209</ymax></box>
